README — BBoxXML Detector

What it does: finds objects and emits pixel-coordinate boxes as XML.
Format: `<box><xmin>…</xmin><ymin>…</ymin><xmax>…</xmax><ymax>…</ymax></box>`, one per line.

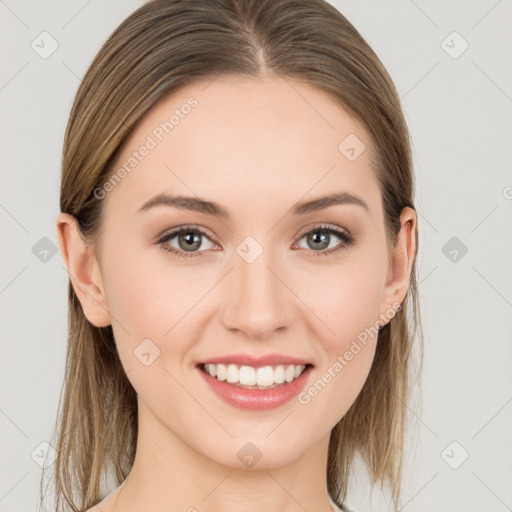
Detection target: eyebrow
<box><xmin>137</xmin><ymin>191</ymin><xmax>368</xmax><ymax>218</ymax></box>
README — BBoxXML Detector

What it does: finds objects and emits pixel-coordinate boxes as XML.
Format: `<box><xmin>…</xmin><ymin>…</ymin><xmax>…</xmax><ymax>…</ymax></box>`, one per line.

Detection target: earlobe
<box><xmin>380</xmin><ymin>207</ymin><xmax>417</xmax><ymax>320</ymax></box>
<box><xmin>56</xmin><ymin>212</ymin><xmax>111</xmax><ymax>328</ymax></box>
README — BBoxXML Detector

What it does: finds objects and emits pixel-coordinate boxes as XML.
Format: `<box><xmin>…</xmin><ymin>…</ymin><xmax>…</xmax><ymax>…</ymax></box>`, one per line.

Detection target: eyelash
<box><xmin>157</xmin><ymin>224</ymin><xmax>355</xmax><ymax>260</ymax></box>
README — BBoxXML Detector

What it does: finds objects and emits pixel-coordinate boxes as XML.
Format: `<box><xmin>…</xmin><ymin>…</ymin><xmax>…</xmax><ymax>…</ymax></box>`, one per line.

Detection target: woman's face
<box><xmin>87</xmin><ymin>75</ymin><xmax>408</xmax><ymax>469</ymax></box>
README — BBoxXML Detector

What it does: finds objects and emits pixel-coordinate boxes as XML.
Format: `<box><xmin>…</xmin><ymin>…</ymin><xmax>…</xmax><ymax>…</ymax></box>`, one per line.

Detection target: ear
<box><xmin>56</xmin><ymin>212</ymin><xmax>111</xmax><ymax>327</ymax></box>
<box><xmin>379</xmin><ymin>206</ymin><xmax>417</xmax><ymax>322</ymax></box>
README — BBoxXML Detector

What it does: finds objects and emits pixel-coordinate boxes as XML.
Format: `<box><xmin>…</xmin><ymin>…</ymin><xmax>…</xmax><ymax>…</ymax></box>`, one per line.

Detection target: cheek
<box><xmin>99</xmin><ymin>242</ymin><xmax>223</xmax><ymax>391</ymax></box>
<box><xmin>298</xmin><ymin>252</ymin><xmax>387</xmax><ymax>347</ymax></box>
<box><xmin>294</xmin><ymin>245</ymin><xmax>386</xmax><ymax>415</ymax></box>
<box><xmin>101</xmin><ymin>242</ymin><xmax>210</xmax><ymax>335</ymax></box>
<box><xmin>100</xmin><ymin>248</ymin><xmax>201</xmax><ymax>397</ymax></box>
<box><xmin>298</xmin><ymin>274</ymin><xmax>381</xmax><ymax>422</ymax></box>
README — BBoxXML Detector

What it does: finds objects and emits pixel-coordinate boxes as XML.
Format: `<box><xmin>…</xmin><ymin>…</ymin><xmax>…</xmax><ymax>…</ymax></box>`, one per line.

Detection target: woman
<box><xmin>43</xmin><ymin>0</ymin><xmax>423</xmax><ymax>511</ymax></box>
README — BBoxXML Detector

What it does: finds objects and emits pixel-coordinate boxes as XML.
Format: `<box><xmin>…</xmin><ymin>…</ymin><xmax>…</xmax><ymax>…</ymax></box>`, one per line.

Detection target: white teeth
<box><xmin>226</xmin><ymin>364</ymin><xmax>238</xmax><ymax>383</ymax></box>
<box><xmin>207</xmin><ymin>363</ymin><xmax>217</xmax><ymax>377</ymax></box>
<box><xmin>239</xmin><ymin>365</ymin><xmax>256</xmax><ymax>385</ymax></box>
<box><xmin>203</xmin><ymin>363</ymin><xmax>307</xmax><ymax>388</ymax></box>
<box><xmin>274</xmin><ymin>365</ymin><xmax>285</xmax><ymax>384</ymax></box>
<box><xmin>256</xmin><ymin>366</ymin><xmax>274</xmax><ymax>387</ymax></box>
<box><xmin>285</xmin><ymin>365</ymin><xmax>295</xmax><ymax>383</ymax></box>
<box><xmin>216</xmin><ymin>363</ymin><xmax>227</xmax><ymax>381</ymax></box>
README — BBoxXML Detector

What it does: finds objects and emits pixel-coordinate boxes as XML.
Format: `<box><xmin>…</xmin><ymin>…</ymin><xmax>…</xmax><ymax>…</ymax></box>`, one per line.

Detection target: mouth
<box><xmin>196</xmin><ymin>353</ymin><xmax>314</xmax><ymax>411</ymax></box>
<box><xmin>198</xmin><ymin>362</ymin><xmax>313</xmax><ymax>390</ymax></box>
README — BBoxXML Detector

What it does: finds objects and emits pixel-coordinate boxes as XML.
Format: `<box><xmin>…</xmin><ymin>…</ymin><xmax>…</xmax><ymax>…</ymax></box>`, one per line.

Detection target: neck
<box><xmin>112</xmin><ymin>400</ymin><xmax>336</xmax><ymax>512</ymax></box>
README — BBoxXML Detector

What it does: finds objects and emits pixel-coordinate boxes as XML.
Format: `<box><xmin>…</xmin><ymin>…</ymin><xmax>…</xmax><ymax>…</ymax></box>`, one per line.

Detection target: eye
<box><xmin>157</xmin><ymin>223</ymin><xmax>355</xmax><ymax>260</ymax></box>
<box><xmin>157</xmin><ymin>225</ymin><xmax>216</xmax><ymax>259</ymax></box>
<box><xmin>294</xmin><ymin>224</ymin><xmax>355</xmax><ymax>257</ymax></box>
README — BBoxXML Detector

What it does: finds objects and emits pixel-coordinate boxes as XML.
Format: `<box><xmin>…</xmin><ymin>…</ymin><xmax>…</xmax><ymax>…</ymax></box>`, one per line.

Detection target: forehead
<box><xmin>103</xmin><ymin>75</ymin><xmax>381</xmax><ymax>221</ymax></box>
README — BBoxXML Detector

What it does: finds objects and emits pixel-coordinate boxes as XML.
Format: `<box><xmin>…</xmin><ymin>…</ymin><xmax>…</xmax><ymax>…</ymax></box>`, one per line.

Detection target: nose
<box><xmin>219</xmin><ymin>245</ymin><xmax>290</xmax><ymax>340</ymax></box>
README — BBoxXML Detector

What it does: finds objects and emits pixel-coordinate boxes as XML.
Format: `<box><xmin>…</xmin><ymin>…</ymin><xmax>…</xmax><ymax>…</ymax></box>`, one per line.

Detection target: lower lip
<box><xmin>197</xmin><ymin>365</ymin><xmax>313</xmax><ymax>411</ymax></box>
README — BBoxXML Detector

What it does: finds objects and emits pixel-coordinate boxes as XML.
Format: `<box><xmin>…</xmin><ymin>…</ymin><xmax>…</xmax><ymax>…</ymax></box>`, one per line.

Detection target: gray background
<box><xmin>1</xmin><ymin>1</ymin><xmax>511</xmax><ymax>511</ymax></box>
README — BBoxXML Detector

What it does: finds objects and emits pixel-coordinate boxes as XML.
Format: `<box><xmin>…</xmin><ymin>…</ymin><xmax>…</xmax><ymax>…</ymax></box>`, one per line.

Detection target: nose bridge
<box><xmin>220</xmin><ymin>238</ymin><xmax>289</xmax><ymax>338</ymax></box>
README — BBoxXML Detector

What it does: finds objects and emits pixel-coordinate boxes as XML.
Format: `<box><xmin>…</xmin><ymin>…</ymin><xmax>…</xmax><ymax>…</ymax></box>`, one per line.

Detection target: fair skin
<box><xmin>57</xmin><ymin>75</ymin><xmax>416</xmax><ymax>512</ymax></box>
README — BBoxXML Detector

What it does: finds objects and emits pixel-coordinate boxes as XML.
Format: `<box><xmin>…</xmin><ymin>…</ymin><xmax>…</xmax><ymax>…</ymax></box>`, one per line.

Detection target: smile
<box><xmin>197</xmin><ymin>363</ymin><xmax>314</xmax><ymax>410</ymax></box>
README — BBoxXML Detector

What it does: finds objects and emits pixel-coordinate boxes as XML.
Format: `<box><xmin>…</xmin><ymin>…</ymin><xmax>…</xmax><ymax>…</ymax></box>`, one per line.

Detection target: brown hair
<box><xmin>42</xmin><ymin>1</ymin><xmax>423</xmax><ymax>510</ymax></box>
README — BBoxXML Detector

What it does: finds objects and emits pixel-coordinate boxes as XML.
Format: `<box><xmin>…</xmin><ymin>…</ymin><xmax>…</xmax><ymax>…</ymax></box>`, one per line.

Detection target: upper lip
<box><xmin>198</xmin><ymin>353</ymin><xmax>313</xmax><ymax>368</ymax></box>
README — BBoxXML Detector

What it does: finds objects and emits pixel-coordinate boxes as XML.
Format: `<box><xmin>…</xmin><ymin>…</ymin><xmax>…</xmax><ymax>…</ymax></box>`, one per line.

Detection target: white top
<box><xmin>328</xmin><ymin>494</ymin><xmax>354</xmax><ymax>512</ymax></box>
